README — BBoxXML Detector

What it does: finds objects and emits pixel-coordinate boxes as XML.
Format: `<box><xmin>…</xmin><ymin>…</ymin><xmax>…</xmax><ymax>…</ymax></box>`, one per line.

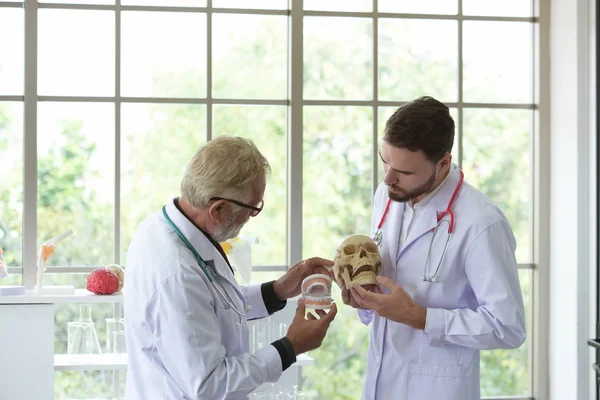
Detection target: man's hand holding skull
<box><xmin>351</xmin><ymin>277</ymin><xmax>427</xmax><ymax>330</ymax></box>
<box><xmin>333</xmin><ymin>234</ymin><xmax>427</xmax><ymax>330</ymax></box>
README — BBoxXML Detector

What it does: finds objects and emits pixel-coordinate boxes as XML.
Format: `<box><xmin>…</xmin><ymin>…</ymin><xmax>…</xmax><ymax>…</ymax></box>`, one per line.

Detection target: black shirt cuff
<box><xmin>271</xmin><ymin>337</ymin><xmax>297</xmax><ymax>371</ymax></box>
<box><xmin>261</xmin><ymin>280</ymin><xmax>287</xmax><ymax>315</ymax></box>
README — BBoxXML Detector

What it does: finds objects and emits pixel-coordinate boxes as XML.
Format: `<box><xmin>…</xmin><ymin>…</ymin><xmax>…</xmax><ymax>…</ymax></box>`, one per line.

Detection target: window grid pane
<box><xmin>0</xmin><ymin>8</ymin><xmax>24</xmax><ymax>96</ymax></box>
<box><xmin>38</xmin><ymin>9</ymin><xmax>115</xmax><ymax>96</ymax></box>
<box><xmin>120</xmin><ymin>103</ymin><xmax>207</xmax><ymax>263</ymax></box>
<box><xmin>0</xmin><ymin>102</ymin><xmax>24</xmax><ymax>271</ymax></box>
<box><xmin>37</xmin><ymin>102</ymin><xmax>115</xmax><ymax>266</ymax></box>
<box><xmin>121</xmin><ymin>11</ymin><xmax>207</xmax><ymax>98</ymax></box>
<box><xmin>301</xmin><ymin>9</ymin><xmax>535</xmax><ymax>400</ymax></box>
<box><xmin>14</xmin><ymin>4</ymin><xmax>537</xmax><ymax>399</ymax></box>
<box><xmin>212</xmin><ymin>14</ymin><xmax>287</xmax><ymax>99</ymax></box>
<box><xmin>212</xmin><ymin>105</ymin><xmax>288</xmax><ymax>266</ymax></box>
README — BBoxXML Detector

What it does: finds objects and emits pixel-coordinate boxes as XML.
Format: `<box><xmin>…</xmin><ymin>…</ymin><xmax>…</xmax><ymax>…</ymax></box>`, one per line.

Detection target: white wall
<box><xmin>548</xmin><ymin>0</ymin><xmax>597</xmax><ymax>399</ymax></box>
<box><xmin>587</xmin><ymin>0</ymin><xmax>598</xmax><ymax>397</ymax></box>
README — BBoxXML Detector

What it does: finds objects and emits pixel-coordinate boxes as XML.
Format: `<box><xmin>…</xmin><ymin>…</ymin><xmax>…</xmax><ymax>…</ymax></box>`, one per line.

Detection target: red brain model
<box><xmin>87</xmin><ymin>268</ymin><xmax>120</xmax><ymax>295</ymax></box>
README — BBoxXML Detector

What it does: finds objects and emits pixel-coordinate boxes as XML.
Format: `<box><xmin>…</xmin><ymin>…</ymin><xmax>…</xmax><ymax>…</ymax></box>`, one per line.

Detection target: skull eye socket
<box><xmin>343</xmin><ymin>244</ymin><xmax>356</xmax><ymax>255</ymax></box>
<box><xmin>365</xmin><ymin>242</ymin><xmax>378</xmax><ymax>253</ymax></box>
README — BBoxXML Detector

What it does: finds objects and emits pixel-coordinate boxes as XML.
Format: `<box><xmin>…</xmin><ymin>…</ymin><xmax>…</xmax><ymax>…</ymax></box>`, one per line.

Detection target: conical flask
<box><xmin>68</xmin><ymin>303</ymin><xmax>102</xmax><ymax>355</ymax></box>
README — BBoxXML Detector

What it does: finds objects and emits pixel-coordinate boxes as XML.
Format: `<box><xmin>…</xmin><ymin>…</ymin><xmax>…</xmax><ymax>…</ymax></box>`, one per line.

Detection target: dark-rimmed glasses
<box><xmin>211</xmin><ymin>197</ymin><xmax>264</xmax><ymax>217</ymax></box>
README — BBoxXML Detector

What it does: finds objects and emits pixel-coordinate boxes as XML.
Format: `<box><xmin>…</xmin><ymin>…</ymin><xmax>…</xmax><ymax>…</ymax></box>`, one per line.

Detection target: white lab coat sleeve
<box><xmin>241</xmin><ymin>284</ymin><xmax>269</xmax><ymax>320</ymax></box>
<box><xmin>424</xmin><ymin>220</ymin><xmax>526</xmax><ymax>350</ymax></box>
<box><xmin>147</xmin><ymin>273</ymin><xmax>282</xmax><ymax>399</ymax></box>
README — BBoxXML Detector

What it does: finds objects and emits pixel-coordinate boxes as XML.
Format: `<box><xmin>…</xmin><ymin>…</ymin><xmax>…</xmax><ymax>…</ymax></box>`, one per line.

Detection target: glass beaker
<box><xmin>278</xmin><ymin>323</ymin><xmax>288</xmax><ymax>338</ymax></box>
<box><xmin>248</xmin><ymin>320</ymin><xmax>257</xmax><ymax>353</ymax></box>
<box><xmin>105</xmin><ymin>317</ymin><xmax>125</xmax><ymax>353</ymax></box>
<box><xmin>112</xmin><ymin>331</ymin><xmax>127</xmax><ymax>354</ymax></box>
<box><xmin>67</xmin><ymin>303</ymin><xmax>102</xmax><ymax>355</ymax></box>
<box><xmin>251</xmin><ymin>321</ymin><xmax>268</xmax><ymax>353</ymax></box>
<box><xmin>110</xmin><ymin>369</ymin><xmax>126</xmax><ymax>400</ymax></box>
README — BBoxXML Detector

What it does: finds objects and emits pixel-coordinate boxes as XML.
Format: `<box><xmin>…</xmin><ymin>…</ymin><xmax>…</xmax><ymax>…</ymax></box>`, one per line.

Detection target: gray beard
<box><xmin>212</xmin><ymin>212</ymin><xmax>243</xmax><ymax>242</ymax></box>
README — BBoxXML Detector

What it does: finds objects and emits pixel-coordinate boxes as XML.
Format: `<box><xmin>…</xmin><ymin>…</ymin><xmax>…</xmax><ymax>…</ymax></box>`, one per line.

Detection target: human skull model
<box><xmin>333</xmin><ymin>234</ymin><xmax>382</xmax><ymax>289</ymax></box>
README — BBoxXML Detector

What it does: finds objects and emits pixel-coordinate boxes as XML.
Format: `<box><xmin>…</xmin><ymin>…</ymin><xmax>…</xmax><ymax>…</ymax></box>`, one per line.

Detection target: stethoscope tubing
<box><xmin>371</xmin><ymin>169</ymin><xmax>465</xmax><ymax>282</ymax></box>
<box><xmin>162</xmin><ymin>206</ymin><xmax>248</xmax><ymax>317</ymax></box>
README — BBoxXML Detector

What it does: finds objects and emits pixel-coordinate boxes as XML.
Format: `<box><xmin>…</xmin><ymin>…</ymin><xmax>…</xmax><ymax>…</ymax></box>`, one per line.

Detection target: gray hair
<box><xmin>180</xmin><ymin>136</ymin><xmax>271</xmax><ymax>208</ymax></box>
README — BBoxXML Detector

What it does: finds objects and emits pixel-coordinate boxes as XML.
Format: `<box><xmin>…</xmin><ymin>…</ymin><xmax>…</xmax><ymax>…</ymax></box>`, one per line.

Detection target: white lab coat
<box><xmin>124</xmin><ymin>200</ymin><xmax>283</xmax><ymax>400</ymax></box>
<box><xmin>359</xmin><ymin>165</ymin><xmax>526</xmax><ymax>400</ymax></box>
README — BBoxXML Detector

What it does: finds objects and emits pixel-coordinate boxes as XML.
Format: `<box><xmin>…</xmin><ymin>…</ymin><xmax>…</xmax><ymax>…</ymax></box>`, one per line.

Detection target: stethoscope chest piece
<box><xmin>371</xmin><ymin>229</ymin><xmax>383</xmax><ymax>247</ymax></box>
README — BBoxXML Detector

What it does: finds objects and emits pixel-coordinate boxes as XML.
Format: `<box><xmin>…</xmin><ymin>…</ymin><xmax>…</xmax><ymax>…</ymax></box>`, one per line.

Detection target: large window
<box><xmin>0</xmin><ymin>1</ymin><xmax>538</xmax><ymax>399</ymax></box>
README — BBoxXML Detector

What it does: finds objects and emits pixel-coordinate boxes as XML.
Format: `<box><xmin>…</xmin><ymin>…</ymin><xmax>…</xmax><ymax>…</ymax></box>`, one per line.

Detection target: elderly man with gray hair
<box><xmin>124</xmin><ymin>136</ymin><xmax>337</xmax><ymax>400</ymax></box>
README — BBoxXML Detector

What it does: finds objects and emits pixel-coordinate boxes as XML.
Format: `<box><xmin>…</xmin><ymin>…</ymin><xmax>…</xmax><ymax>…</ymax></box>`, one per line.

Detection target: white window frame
<box><xmin>0</xmin><ymin>0</ymin><xmax>547</xmax><ymax>398</ymax></box>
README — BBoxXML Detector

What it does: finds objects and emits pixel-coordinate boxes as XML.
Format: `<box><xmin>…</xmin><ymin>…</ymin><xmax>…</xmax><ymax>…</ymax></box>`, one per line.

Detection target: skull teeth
<box><xmin>352</xmin><ymin>271</ymin><xmax>377</xmax><ymax>284</ymax></box>
<box><xmin>351</xmin><ymin>267</ymin><xmax>376</xmax><ymax>278</ymax></box>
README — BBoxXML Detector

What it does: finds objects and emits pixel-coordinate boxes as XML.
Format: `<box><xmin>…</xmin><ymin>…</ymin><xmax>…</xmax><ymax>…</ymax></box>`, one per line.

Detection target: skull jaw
<box><xmin>352</xmin><ymin>271</ymin><xmax>378</xmax><ymax>287</ymax></box>
<box><xmin>335</xmin><ymin>263</ymin><xmax>381</xmax><ymax>288</ymax></box>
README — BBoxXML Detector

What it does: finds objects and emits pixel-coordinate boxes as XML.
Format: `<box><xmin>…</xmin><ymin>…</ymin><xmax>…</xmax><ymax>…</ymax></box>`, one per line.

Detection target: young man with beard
<box><xmin>340</xmin><ymin>96</ymin><xmax>526</xmax><ymax>400</ymax></box>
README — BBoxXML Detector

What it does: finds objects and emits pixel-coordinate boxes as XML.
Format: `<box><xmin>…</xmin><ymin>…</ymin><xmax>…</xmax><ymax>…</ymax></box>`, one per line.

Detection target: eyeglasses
<box><xmin>211</xmin><ymin>197</ymin><xmax>264</xmax><ymax>217</ymax></box>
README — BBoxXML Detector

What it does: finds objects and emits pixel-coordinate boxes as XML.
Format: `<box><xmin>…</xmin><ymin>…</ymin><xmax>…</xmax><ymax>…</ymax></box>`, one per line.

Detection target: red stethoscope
<box><xmin>370</xmin><ymin>170</ymin><xmax>464</xmax><ymax>282</ymax></box>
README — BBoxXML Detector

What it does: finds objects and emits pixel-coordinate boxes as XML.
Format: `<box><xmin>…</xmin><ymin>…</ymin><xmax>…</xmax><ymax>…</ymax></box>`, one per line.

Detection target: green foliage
<box><xmin>462</xmin><ymin>109</ymin><xmax>532</xmax><ymax>262</ymax></box>
<box><xmin>119</xmin><ymin>102</ymin><xmax>207</xmax><ymax>259</ymax></box>
<box><xmin>36</xmin><ymin>121</ymin><xmax>114</xmax><ymax>266</ymax></box>
<box><xmin>0</xmin><ymin>12</ymin><xmax>532</xmax><ymax>400</ymax></box>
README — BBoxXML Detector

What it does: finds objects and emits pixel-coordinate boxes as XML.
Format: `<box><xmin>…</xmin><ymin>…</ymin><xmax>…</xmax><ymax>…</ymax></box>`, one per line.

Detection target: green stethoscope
<box><xmin>162</xmin><ymin>205</ymin><xmax>248</xmax><ymax>318</ymax></box>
